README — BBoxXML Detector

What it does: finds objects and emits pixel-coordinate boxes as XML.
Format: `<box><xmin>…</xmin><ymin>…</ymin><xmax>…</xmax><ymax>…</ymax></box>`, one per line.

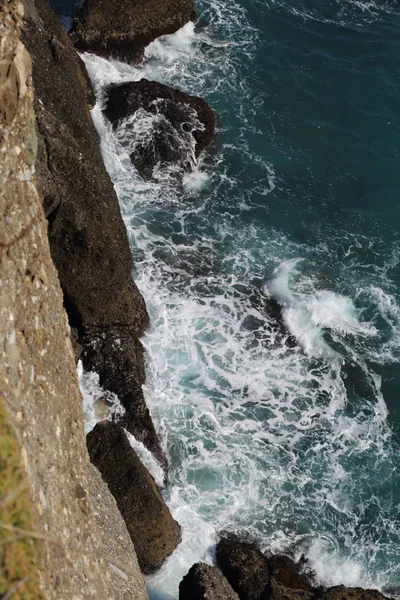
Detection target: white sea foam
<box><xmin>78</xmin><ymin>361</ymin><xmax>125</xmax><ymax>434</ymax></box>
<box><xmin>125</xmin><ymin>431</ymin><xmax>166</xmax><ymax>488</ymax></box>
<box><xmin>261</xmin><ymin>0</ymin><xmax>400</xmax><ymax>27</ymax></box>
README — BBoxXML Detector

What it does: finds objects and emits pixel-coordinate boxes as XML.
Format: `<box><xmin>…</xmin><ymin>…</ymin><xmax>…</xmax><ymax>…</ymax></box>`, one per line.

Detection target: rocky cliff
<box><xmin>21</xmin><ymin>0</ymin><xmax>168</xmax><ymax>470</ymax></box>
<box><xmin>0</xmin><ymin>1</ymin><xmax>149</xmax><ymax>597</ymax></box>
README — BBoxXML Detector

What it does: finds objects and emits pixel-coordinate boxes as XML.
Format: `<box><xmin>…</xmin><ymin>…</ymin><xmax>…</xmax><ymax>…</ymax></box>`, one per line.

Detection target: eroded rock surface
<box><xmin>103</xmin><ymin>78</ymin><xmax>216</xmax><ymax>181</ymax></box>
<box><xmin>180</xmin><ymin>562</ymin><xmax>240</xmax><ymax>600</ymax></box>
<box><xmin>216</xmin><ymin>535</ymin><xmax>270</xmax><ymax>600</ymax></box>
<box><xmin>70</xmin><ymin>0</ymin><xmax>196</xmax><ymax>62</ymax></box>
<box><xmin>268</xmin><ymin>556</ymin><xmax>314</xmax><ymax>593</ymax></box>
<box><xmin>0</xmin><ymin>2</ymin><xmax>144</xmax><ymax>596</ymax></box>
<box><xmin>88</xmin><ymin>464</ymin><xmax>149</xmax><ymax>600</ymax></box>
<box><xmin>87</xmin><ymin>421</ymin><xmax>182</xmax><ymax>574</ymax></box>
<box><xmin>321</xmin><ymin>587</ymin><xmax>389</xmax><ymax>600</ymax></box>
<box><xmin>21</xmin><ymin>0</ymin><xmax>165</xmax><ymax>468</ymax></box>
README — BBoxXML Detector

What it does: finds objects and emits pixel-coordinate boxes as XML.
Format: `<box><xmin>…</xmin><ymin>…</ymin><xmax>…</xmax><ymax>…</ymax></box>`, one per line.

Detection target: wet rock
<box><xmin>269</xmin><ymin>583</ymin><xmax>315</xmax><ymax>600</ymax></box>
<box><xmin>268</xmin><ymin>556</ymin><xmax>315</xmax><ymax>593</ymax></box>
<box><xmin>82</xmin><ymin>330</ymin><xmax>167</xmax><ymax>471</ymax></box>
<box><xmin>87</xmin><ymin>421</ymin><xmax>182</xmax><ymax>574</ymax></box>
<box><xmin>180</xmin><ymin>562</ymin><xmax>240</xmax><ymax>600</ymax></box>
<box><xmin>216</xmin><ymin>534</ymin><xmax>270</xmax><ymax>600</ymax></box>
<box><xmin>321</xmin><ymin>587</ymin><xmax>389</xmax><ymax>600</ymax></box>
<box><xmin>70</xmin><ymin>0</ymin><xmax>196</xmax><ymax>63</ymax></box>
<box><xmin>103</xmin><ymin>78</ymin><xmax>216</xmax><ymax>181</ymax></box>
<box><xmin>22</xmin><ymin>0</ymin><xmax>164</xmax><ymax>468</ymax></box>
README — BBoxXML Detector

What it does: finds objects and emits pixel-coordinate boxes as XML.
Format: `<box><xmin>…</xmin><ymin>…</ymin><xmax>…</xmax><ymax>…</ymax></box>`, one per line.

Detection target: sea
<box><xmin>51</xmin><ymin>0</ymin><xmax>400</xmax><ymax>598</ymax></box>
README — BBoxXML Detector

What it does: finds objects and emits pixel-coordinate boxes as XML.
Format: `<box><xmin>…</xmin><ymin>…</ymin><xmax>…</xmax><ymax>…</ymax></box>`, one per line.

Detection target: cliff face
<box><xmin>0</xmin><ymin>1</ymin><xmax>148</xmax><ymax>597</ymax></box>
<box><xmin>21</xmin><ymin>0</ymin><xmax>166</xmax><ymax>469</ymax></box>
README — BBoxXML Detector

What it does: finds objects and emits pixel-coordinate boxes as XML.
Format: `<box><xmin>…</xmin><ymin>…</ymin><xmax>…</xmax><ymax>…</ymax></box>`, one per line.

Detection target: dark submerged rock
<box><xmin>87</xmin><ymin>421</ymin><xmax>181</xmax><ymax>574</ymax></box>
<box><xmin>22</xmin><ymin>0</ymin><xmax>165</xmax><ymax>469</ymax></box>
<box><xmin>216</xmin><ymin>534</ymin><xmax>270</xmax><ymax>600</ymax></box>
<box><xmin>179</xmin><ymin>562</ymin><xmax>240</xmax><ymax>600</ymax></box>
<box><xmin>70</xmin><ymin>0</ymin><xmax>196</xmax><ymax>63</ymax></box>
<box><xmin>103</xmin><ymin>78</ymin><xmax>216</xmax><ymax>181</ymax></box>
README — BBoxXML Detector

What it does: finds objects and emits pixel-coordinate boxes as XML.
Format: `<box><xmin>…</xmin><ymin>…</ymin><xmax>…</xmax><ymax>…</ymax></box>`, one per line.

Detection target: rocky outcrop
<box><xmin>216</xmin><ymin>535</ymin><xmax>270</xmax><ymax>600</ymax></box>
<box><xmin>70</xmin><ymin>0</ymin><xmax>196</xmax><ymax>62</ymax></box>
<box><xmin>21</xmin><ymin>0</ymin><xmax>165</xmax><ymax>468</ymax></box>
<box><xmin>215</xmin><ymin>536</ymin><xmax>389</xmax><ymax>600</ymax></box>
<box><xmin>87</xmin><ymin>421</ymin><xmax>182</xmax><ymax>574</ymax></box>
<box><xmin>269</xmin><ymin>584</ymin><xmax>314</xmax><ymax>600</ymax></box>
<box><xmin>180</xmin><ymin>563</ymin><xmax>240</xmax><ymax>600</ymax></box>
<box><xmin>88</xmin><ymin>464</ymin><xmax>149</xmax><ymax>600</ymax></box>
<box><xmin>320</xmin><ymin>588</ymin><xmax>388</xmax><ymax>600</ymax></box>
<box><xmin>103</xmin><ymin>79</ymin><xmax>216</xmax><ymax>181</ymax></box>
<box><xmin>81</xmin><ymin>330</ymin><xmax>167</xmax><ymax>471</ymax></box>
<box><xmin>268</xmin><ymin>556</ymin><xmax>314</xmax><ymax>593</ymax></box>
<box><xmin>0</xmin><ymin>1</ymin><xmax>148</xmax><ymax>596</ymax></box>
<box><xmin>216</xmin><ymin>536</ymin><xmax>317</xmax><ymax>600</ymax></box>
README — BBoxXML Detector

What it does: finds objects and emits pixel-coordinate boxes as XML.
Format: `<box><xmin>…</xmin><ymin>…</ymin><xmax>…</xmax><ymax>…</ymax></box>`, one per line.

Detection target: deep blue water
<box><xmin>53</xmin><ymin>0</ymin><xmax>400</xmax><ymax>597</ymax></box>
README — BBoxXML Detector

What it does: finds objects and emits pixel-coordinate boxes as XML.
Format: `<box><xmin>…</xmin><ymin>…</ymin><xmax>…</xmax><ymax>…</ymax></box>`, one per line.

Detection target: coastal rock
<box><xmin>269</xmin><ymin>584</ymin><xmax>314</xmax><ymax>600</ymax></box>
<box><xmin>179</xmin><ymin>562</ymin><xmax>240</xmax><ymax>600</ymax></box>
<box><xmin>321</xmin><ymin>587</ymin><xmax>389</xmax><ymax>600</ymax></box>
<box><xmin>87</xmin><ymin>421</ymin><xmax>182</xmax><ymax>574</ymax></box>
<box><xmin>103</xmin><ymin>79</ymin><xmax>216</xmax><ymax>181</ymax></box>
<box><xmin>216</xmin><ymin>535</ymin><xmax>270</xmax><ymax>600</ymax></box>
<box><xmin>22</xmin><ymin>0</ymin><xmax>148</xmax><ymax>336</ymax></box>
<box><xmin>268</xmin><ymin>556</ymin><xmax>315</xmax><ymax>593</ymax></box>
<box><xmin>88</xmin><ymin>464</ymin><xmax>149</xmax><ymax>600</ymax></box>
<box><xmin>22</xmin><ymin>0</ymin><xmax>165</xmax><ymax>467</ymax></box>
<box><xmin>0</xmin><ymin>2</ymin><xmax>136</xmax><ymax>595</ymax></box>
<box><xmin>82</xmin><ymin>329</ymin><xmax>167</xmax><ymax>471</ymax></box>
<box><xmin>70</xmin><ymin>0</ymin><xmax>196</xmax><ymax>63</ymax></box>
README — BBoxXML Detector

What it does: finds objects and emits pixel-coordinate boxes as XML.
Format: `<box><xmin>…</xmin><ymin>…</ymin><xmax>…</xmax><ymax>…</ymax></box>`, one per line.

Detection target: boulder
<box><xmin>22</xmin><ymin>0</ymin><xmax>165</xmax><ymax>469</ymax></box>
<box><xmin>180</xmin><ymin>563</ymin><xmax>240</xmax><ymax>600</ymax></box>
<box><xmin>216</xmin><ymin>535</ymin><xmax>270</xmax><ymax>600</ymax></box>
<box><xmin>87</xmin><ymin>421</ymin><xmax>182</xmax><ymax>574</ymax></box>
<box><xmin>70</xmin><ymin>0</ymin><xmax>196</xmax><ymax>63</ymax></box>
<box><xmin>268</xmin><ymin>556</ymin><xmax>315</xmax><ymax>593</ymax></box>
<box><xmin>103</xmin><ymin>79</ymin><xmax>216</xmax><ymax>181</ymax></box>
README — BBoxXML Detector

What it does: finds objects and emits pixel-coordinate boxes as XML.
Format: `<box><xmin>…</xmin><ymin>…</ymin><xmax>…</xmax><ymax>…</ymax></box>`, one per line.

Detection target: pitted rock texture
<box><xmin>70</xmin><ymin>0</ymin><xmax>196</xmax><ymax>63</ymax></box>
<box><xmin>321</xmin><ymin>588</ymin><xmax>389</xmax><ymax>600</ymax></box>
<box><xmin>87</xmin><ymin>421</ymin><xmax>182</xmax><ymax>574</ymax></box>
<box><xmin>180</xmin><ymin>562</ymin><xmax>240</xmax><ymax>600</ymax></box>
<box><xmin>21</xmin><ymin>0</ymin><xmax>165</xmax><ymax>468</ymax></box>
<box><xmin>0</xmin><ymin>2</ymin><xmax>146</xmax><ymax>597</ymax></box>
<box><xmin>216</xmin><ymin>535</ymin><xmax>270</xmax><ymax>600</ymax></box>
<box><xmin>88</xmin><ymin>464</ymin><xmax>149</xmax><ymax>600</ymax></box>
<box><xmin>268</xmin><ymin>556</ymin><xmax>314</xmax><ymax>593</ymax></box>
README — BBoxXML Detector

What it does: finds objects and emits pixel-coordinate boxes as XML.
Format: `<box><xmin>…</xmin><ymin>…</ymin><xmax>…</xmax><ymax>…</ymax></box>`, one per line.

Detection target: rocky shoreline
<box><xmin>0</xmin><ymin>0</ymin><xmax>395</xmax><ymax>597</ymax></box>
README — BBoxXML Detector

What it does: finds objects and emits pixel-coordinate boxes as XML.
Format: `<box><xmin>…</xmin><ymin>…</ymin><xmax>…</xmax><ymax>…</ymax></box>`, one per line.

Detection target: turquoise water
<box><xmin>53</xmin><ymin>0</ymin><xmax>400</xmax><ymax>596</ymax></box>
